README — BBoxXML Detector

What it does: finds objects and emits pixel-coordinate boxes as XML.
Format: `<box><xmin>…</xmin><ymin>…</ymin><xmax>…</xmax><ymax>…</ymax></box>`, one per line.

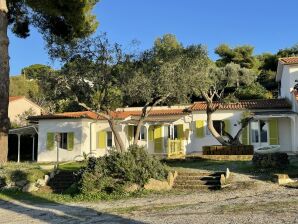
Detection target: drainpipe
<box><xmin>89</xmin><ymin>121</ymin><xmax>97</xmax><ymax>155</ymax></box>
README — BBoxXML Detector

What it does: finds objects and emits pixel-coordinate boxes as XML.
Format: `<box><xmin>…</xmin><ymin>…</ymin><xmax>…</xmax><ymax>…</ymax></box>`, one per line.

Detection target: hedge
<box><xmin>202</xmin><ymin>145</ymin><xmax>254</xmax><ymax>155</ymax></box>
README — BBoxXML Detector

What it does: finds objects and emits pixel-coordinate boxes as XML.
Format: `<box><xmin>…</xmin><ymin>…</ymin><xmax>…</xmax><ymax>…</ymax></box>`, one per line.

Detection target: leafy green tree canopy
<box><xmin>215</xmin><ymin>44</ymin><xmax>257</xmax><ymax>69</ymax></box>
<box><xmin>21</xmin><ymin>64</ymin><xmax>53</xmax><ymax>80</ymax></box>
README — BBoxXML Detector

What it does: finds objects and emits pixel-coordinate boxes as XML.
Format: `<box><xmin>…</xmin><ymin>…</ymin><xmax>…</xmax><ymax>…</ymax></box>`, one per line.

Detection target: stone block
<box><xmin>274</xmin><ymin>174</ymin><xmax>295</xmax><ymax>185</ymax></box>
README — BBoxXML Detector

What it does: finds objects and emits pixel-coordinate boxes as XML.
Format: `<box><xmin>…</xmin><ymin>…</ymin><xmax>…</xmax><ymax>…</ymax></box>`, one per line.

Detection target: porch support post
<box><xmin>290</xmin><ymin>116</ymin><xmax>296</xmax><ymax>153</ymax></box>
<box><xmin>17</xmin><ymin>134</ymin><xmax>21</xmax><ymax>163</ymax></box>
<box><xmin>145</xmin><ymin>123</ymin><xmax>149</xmax><ymax>150</ymax></box>
<box><xmin>32</xmin><ymin>135</ymin><xmax>35</xmax><ymax>161</ymax></box>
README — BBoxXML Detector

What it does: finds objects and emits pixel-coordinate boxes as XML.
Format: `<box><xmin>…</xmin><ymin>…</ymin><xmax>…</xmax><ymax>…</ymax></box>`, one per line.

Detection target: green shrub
<box><xmin>77</xmin><ymin>145</ymin><xmax>168</xmax><ymax>195</ymax></box>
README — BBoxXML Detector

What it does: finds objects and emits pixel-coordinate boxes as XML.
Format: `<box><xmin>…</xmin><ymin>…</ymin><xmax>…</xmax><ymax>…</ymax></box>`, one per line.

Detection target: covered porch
<box><xmin>122</xmin><ymin>114</ymin><xmax>191</xmax><ymax>158</ymax></box>
<box><xmin>251</xmin><ymin>111</ymin><xmax>297</xmax><ymax>153</ymax></box>
<box><xmin>8</xmin><ymin>125</ymin><xmax>38</xmax><ymax>162</ymax></box>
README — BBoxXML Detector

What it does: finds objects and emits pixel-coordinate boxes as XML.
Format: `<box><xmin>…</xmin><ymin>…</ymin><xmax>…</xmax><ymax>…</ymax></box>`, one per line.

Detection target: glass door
<box><xmin>250</xmin><ymin>120</ymin><xmax>269</xmax><ymax>147</ymax></box>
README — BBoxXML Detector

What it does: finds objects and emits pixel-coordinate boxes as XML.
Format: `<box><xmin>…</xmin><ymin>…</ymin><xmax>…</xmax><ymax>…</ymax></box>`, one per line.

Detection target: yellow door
<box><xmin>154</xmin><ymin>125</ymin><xmax>163</xmax><ymax>153</ymax></box>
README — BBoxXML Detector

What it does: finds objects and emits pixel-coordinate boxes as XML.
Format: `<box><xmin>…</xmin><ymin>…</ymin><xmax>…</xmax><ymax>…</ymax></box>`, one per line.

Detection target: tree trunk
<box><xmin>133</xmin><ymin>118</ymin><xmax>144</xmax><ymax>145</ymax></box>
<box><xmin>107</xmin><ymin>119</ymin><xmax>125</xmax><ymax>152</ymax></box>
<box><xmin>0</xmin><ymin>1</ymin><xmax>9</xmax><ymax>164</ymax></box>
<box><xmin>206</xmin><ymin>108</ymin><xmax>229</xmax><ymax>146</ymax></box>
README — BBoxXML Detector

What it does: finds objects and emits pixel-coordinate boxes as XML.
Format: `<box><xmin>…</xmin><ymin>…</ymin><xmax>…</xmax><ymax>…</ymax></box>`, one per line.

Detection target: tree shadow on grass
<box><xmin>0</xmin><ymin>170</ymin><xmax>145</xmax><ymax>224</ymax></box>
<box><xmin>164</xmin><ymin>157</ymin><xmax>298</xmax><ymax>182</ymax></box>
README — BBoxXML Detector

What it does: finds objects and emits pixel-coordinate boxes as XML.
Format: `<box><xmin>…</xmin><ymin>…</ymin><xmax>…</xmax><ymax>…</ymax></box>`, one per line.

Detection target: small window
<box><xmin>213</xmin><ymin>120</ymin><xmax>222</xmax><ymax>135</ymax></box>
<box><xmin>173</xmin><ymin>125</ymin><xmax>178</xmax><ymax>139</ymax></box>
<box><xmin>167</xmin><ymin>126</ymin><xmax>171</xmax><ymax>139</ymax></box>
<box><xmin>107</xmin><ymin>131</ymin><xmax>113</xmax><ymax>147</ymax></box>
<box><xmin>140</xmin><ymin>126</ymin><xmax>146</xmax><ymax>140</ymax></box>
<box><xmin>59</xmin><ymin>133</ymin><xmax>68</xmax><ymax>149</ymax></box>
<box><xmin>133</xmin><ymin>126</ymin><xmax>146</xmax><ymax>140</ymax></box>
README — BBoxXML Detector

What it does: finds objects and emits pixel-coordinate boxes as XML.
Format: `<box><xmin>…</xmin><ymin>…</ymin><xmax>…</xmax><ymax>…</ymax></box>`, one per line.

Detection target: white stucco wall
<box><xmin>38</xmin><ymin>119</ymin><xmax>85</xmax><ymax>162</ymax></box>
<box><xmin>280</xmin><ymin>65</ymin><xmax>298</xmax><ymax>101</ymax></box>
<box><xmin>186</xmin><ymin>110</ymin><xmax>243</xmax><ymax>153</ymax></box>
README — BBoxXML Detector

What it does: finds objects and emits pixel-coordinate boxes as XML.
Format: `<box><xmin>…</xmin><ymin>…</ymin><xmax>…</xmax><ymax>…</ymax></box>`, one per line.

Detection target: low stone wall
<box><xmin>252</xmin><ymin>153</ymin><xmax>289</xmax><ymax>168</ymax></box>
<box><xmin>187</xmin><ymin>154</ymin><xmax>253</xmax><ymax>161</ymax></box>
<box><xmin>203</xmin><ymin>145</ymin><xmax>254</xmax><ymax>155</ymax></box>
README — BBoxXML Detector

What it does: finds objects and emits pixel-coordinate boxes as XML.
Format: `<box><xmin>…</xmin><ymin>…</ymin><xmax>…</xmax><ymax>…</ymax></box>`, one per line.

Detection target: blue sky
<box><xmin>9</xmin><ymin>0</ymin><xmax>298</xmax><ymax>75</ymax></box>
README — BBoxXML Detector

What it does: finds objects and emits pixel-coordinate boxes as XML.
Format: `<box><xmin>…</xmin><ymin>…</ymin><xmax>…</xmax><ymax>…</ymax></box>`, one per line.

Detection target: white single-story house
<box><xmin>28</xmin><ymin>57</ymin><xmax>298</xmax><ymax>162</ymax></box>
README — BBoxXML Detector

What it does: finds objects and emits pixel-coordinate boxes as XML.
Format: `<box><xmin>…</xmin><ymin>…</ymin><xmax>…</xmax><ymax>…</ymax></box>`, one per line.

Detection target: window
<box><xmin>107</xmin><ymin>131</ymin><xmax>113</xmax><ymax>147</ymax></box>
<box><xmin>59</xmin><ymin>133</ymin><xmax>68</xmax><ymax>149</ymax></box>
<box><xmin>213</xmin><ymin>120</ymin><xmax>222</xmax><ymax>135</ymax></box>
<box><xmin>251</xmin><ymin>120</ymin><xmax>268</xmax><ymax>144</ymax></box>
<box><xmin>133</xmin><ymin>126</ymin><xmax>146</xmax><ymax>140</ymax></box>
<box><xmin>168</xmin><ymin>125</ymin><xmax>179</xmax><ymax>140</ymax></box>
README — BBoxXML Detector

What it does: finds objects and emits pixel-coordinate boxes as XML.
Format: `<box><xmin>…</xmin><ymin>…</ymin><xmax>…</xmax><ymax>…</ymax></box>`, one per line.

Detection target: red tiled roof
<box><xmin>29</xmin><ymin>108</ymin><xmax>188</xmax><ymax>121</ymax></box>
<box><xmin>190</xmin><ymin>99</ymin><xmax>291</xmax><ymax>111</ymax></box>
<box><xmin>9</xmin><ymin>96</ymin><xmax>24</xmax><ymax>102</ymax></box>
<box><xmin>279</xmin><ymin>57</ymin><xmax>298</xmax><ymax>65</ymax></box>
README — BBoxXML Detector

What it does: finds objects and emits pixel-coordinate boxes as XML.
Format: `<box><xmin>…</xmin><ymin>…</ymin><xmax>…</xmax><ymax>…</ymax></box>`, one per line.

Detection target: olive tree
<box><xmin>53</xmin><ymin>35</ymin><xmax>130</xmax><ymax>152</ymax></box>
<box><xmin>185</xmin><ymin>46</ymin><xmax>256</xmax><ymax>145</ymax></box>
<box><xmin>0</xmin><ymin>0</ymin><xmax>98</xmax><ymax>163</ymax></box>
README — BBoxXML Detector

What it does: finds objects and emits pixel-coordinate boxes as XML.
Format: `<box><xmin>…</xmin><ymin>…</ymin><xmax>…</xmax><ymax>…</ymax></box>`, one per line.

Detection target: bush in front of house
<box><xmin>252</xmin><ymin>152</ymin><xmax>289</xmax><ymax>169</ymax></box>
<box><xmin>76</xmin><ymin>145</ymin><xmax>168</xmax><ymax>195</ymax></box>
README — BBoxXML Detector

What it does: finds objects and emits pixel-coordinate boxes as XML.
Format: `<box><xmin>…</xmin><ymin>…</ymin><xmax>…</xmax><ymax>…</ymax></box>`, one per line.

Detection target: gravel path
<box><xmin>0</xmin><ymin>173</ymin><xmax>297</xmax><ymax>224</ymax></box>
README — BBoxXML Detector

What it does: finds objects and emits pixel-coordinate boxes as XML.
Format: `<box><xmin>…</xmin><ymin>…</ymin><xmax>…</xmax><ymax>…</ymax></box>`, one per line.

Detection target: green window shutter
<box><xmin>67</xmin><ymin>132</ymin><xmax>74</xmax><ymax>151</ymax></box>
<box><xmin>195</xmin><ymin>120</ymin><xmax>205</xmax><ymax>138</ymax></box>
<box><xmin>223</xmin><ymin>119</ymin><xmax>231</xmax><ymax>133</ymax></box>
<box><xmin>128</xmin><ymin>125</ymin><xmax>134</xmax><ymax>143</ymax></box>
<box><xmin>148</xmin><ymin>126</ymin><xmax>154</xmax><ymax>141</ymax></box>
<box><xmin>241</xmin><ymin>126</ymin><xmax>249</xmax><ymax>145</ymax></box>
<box><xmin>46</xmin><ymin>133</ymin><xmax>55</xmax><ymax>151</ymax></box>
<box><xmin>269</xmin><ymin>119</ymin><xmax>279</xmax><ymax>145</ymax></box>
<box><xmin>177</xmin><ymin>124</ymin><xmax>184</xmax><ymax>140</ymax></box>
<box><xmin>97</xmin><ymin>131</ymin><xmax>107</xmax><ymax>149</ymax></box>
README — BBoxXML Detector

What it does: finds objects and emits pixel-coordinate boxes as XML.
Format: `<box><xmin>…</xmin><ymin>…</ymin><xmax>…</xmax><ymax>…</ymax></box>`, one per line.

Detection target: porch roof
<box><xmin>252</xmin><ymin>111</ymin><xmax>297</xmax><ymax>118</ymax></box>
<box><xmin>9</xmin><ymin>125</ymin><xmax>38</xmax><ymax>136</ymax></box>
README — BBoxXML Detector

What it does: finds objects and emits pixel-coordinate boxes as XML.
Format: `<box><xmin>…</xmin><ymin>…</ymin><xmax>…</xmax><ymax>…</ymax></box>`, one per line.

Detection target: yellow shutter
<box><xmin>196</xmin><ymin>120</ymin><xmax>205</xmax><ymax>138</ymax></box>
<box><xmin>148</xmin><ymin>126</ymin><xmax>154</xmax><ymax>141</ymax></box>
<box><xmin>241</xmin><ymin>126</ymin><xmax>249</xmax><ymax>145</ymax></box>
<box><xmin>97</xmin><ymin>131</ymin><xmax>106</xmax><ymax>149</ymax></box>
<box><xmin>128</xmin><ymin>125</ymin><xmax>134</xmax><ymax>143</ymax></box>
<box><xmin>177</xmin><ymin>124</ymin><xmax>184</xmax><ymax>140</ymax></box>
<box><xmin>269</xmin><ymin>119</ymin><xmax>279</xmax><ymax>145</ymax></box>
<box><xmin>46</xmin><ymin>133</ymin><xmax>55</xmax><ymax>151</ymax></box>
<box><xmin>67</xmin><ymin>132</ymin><xmax>74</xmax><ymax>151</ymax></box>
<box><xmin>154</xmin><ymin>125</ymin><xmax>162</xmax><ymax>153</ymax></box>
<box><xmin>223</xmin><ymin>119</ymin><xmax>231</xmax><ymax>133</ymax></box>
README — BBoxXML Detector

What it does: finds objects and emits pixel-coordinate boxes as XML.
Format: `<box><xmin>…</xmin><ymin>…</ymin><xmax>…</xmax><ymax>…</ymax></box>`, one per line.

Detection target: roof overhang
<box><xmin>9</xmin><ymin>125</ymin><xmax>38</xmax><ymax>135</ymax></box>
<box><xmin>252</xmin><ymin>111</ymin><xmax>297</xmax><ymax>119</ymax></box>
<box><xmin>121</xmin><ymin>115</ymin><xmax>185</xmax><ymax>125</ymax></box>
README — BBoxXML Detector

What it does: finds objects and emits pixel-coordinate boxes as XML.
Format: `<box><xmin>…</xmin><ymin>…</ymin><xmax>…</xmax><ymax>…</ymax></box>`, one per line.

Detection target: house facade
<box><xmin>30</xmin><ymin>57</ymin><xmax>298</xmax><ymax>162</ymax></box>
<box><xmin>9</xmin><ymin>96</ymin><xmax>43</xmax><ymax>125</ymax></box>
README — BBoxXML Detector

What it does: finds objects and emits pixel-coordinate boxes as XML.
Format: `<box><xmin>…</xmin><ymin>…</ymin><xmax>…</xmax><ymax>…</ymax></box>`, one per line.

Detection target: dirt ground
<box><xmin>0</xmin><ymin>173</ymin><xmax>297</xmax><ymax>224</ymax></box>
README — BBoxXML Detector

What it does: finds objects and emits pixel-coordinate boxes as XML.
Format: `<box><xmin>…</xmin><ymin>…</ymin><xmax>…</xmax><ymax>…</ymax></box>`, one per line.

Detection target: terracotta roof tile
<box><xmin>29</xmin><ymin>108</ymin><xmax>188</xmax><ymax>121</ymax></box>
<box><xmin>9</xmin><ymin>96</ymin><xmax>24</xmax><ymax>102</ymax></box>
<box><xmin>279</xmin><ymin>57</ymin><xmax>298</xmax><ymax>65</ymax></box>
<box><xmin>190</xmin><ymin>99</ymin><xmax>291</xmax><ymax>111</ymax></box>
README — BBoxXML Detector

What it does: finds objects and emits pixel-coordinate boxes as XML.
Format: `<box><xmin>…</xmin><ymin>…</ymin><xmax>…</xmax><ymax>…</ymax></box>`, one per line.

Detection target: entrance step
<box><xmin>173</xmin><ymin>171</ymin><xmax>223</xmax><ymax>190</ymax></box>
